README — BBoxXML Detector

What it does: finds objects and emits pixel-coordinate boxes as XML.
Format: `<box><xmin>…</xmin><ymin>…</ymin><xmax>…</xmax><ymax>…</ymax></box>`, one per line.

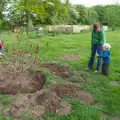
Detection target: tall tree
<box><xmin>105</xmin><ymin>5</ymin><xmax>120</xmax><ymax>30</ymax></box>
<box><xmin>86</xmin><ymin>8</ymin><xmax>98</xmax><ymax>24</ymax></box>
<box><xmin>67</xmin><ymin>5</ymin><xmax>79</xmax><ymax>24</ymax></box>
<box><xmin>93</xmin><ymin>5</ymin><xmax>106</xmax><ymax>23</ymax></box>
<box><xmin>11</xmin><ymin>0</ymin><xmax>68</xmax><ymax>34</ymax></box>
<box><xmin>76</xmin><ymin>5</ymin><xmax>88</xmax><ymax>24</ymax></box>
<box><xmin>0</xmin><ymin>0</ymin><xmax>7</xmax><ymax>20</ymax></box>
<box><xmin>17</xmin><ymin>0</ymin><xmax>47</xmax><ymax>35</ymax></box>
<box><xmin>44</xmin><ymin>0</ymin><xmax>68</xmax><ymax>25</ymax></box>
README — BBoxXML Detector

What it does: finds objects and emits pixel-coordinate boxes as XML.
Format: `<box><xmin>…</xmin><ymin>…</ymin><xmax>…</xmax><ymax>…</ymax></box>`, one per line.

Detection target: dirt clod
<box><xmin>40</xmin><ymin>62</ymin><xmax>70</xmax><ymax>78</ymax></box>
<box><xmin>0</xmin><ymin>64</ymin><xmax>46</xmax><ymax>94</ymax></box>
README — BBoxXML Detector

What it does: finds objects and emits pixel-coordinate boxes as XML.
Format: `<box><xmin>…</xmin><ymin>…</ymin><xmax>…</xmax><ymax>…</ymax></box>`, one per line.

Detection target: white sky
<box><xmin>70</xmin><ymin>0</ymin><xmax>118</xmax><ymax>6</ymax></box>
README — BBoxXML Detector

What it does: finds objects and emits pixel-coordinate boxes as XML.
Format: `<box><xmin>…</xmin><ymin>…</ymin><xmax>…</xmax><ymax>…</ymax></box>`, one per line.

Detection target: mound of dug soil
<box><xmin>5</xmin><ymin>89</ymin><xmax>71</xmax><ymax>118</ymax></box>
<box><xmin>50</xmin><ymin>84</ymin><xmax>93</xmax><ymax>105</ymax></box>
<box><xmin>40</xmin><ymin>62</ymin><xmax>70</xmax><ymax>78</ymax></box>
<box><xmin>73</xmin><ymin>91</ymin><xmax>93</xmax><ymax>104</ymax></box>
<box><xmin>0</xmin><ymin>64</ymin><xmax>46</xmax><ymax>94</ymax></box>
<box><xmin>50</xmin><ymin>83</ymin><xmax>80</xmax><ymax>97</ymax></box>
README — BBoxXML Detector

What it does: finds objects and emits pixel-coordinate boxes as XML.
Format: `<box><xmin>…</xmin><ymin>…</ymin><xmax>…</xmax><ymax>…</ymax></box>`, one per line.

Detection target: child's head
<box><xmin>93</xmin><ymin>23</ymin><xmax>102</xmax><ymax>32</ymax></box>
<box><xmin>103</xmin><ymin>43</ymin><xmax>111</xmax><ymax>51</ymax></box>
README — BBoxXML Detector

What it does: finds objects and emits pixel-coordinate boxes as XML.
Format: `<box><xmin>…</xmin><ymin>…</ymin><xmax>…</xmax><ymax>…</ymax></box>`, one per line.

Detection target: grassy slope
<box><xmin>0</xmin><ymin>29</ymin><xmax>120</xmax><ymax>120</ymax></box>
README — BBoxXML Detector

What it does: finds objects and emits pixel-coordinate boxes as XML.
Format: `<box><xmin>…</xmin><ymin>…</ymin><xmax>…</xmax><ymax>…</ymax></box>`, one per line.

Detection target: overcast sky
<box><xmin>70</xmin><ymin>0</ymin><xmax>117</xmax><ymax>6</ymax></box>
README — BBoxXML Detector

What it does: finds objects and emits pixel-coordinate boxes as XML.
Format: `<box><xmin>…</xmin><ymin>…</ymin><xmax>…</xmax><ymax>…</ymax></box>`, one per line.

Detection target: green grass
<box><xmin>0</xmin><ymin>29</ymin><xmax>120</xmax><ymax>119</ymax></box>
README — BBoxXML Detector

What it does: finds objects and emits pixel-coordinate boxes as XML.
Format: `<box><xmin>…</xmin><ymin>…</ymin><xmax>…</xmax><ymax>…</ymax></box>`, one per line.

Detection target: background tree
<box><xmin>86</xmin><ymin>8</ymin><xmax>98</xmax><ymax>25</ymax></box>
<box><xmin>75</xmin><ymin>5</ymin><xmax>88</xmax><ymax>24</ymax></box>
<box><xmin>0</xmin><ymin>0</ymin><xmax>7</xmax><ymax>20</ymax></box>
<box><xmin>2</xmin><ymin>0</ymin><xmax>120</xmax><ymax>30</ymax></box>
<box><xmin>44</xmin><ymin>0</ymin><xmax>68</xmax><ymax>25</ymax></box>
<box><xmin>67</xmin><ymin>5</ymin><xmax>79</xmax><ymax>24</ymax></box>
<box><xmin>105</xmin><ymin>5</ymin><xmax>120</xmax><ymax>30</ymax></box>
<box><xmin>93</xmin><ymin>5</ymin><xmax>106</xmax><ymax>23</ymax></box>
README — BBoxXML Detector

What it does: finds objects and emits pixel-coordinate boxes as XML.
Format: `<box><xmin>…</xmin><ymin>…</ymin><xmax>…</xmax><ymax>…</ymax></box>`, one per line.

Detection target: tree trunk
<box><xmin>26</xmin><ymin>11</ymin><xmax>33</xmax><ymax>36</ymax></box>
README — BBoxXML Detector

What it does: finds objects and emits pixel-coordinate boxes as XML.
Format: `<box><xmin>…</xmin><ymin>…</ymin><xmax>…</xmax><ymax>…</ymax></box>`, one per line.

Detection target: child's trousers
<box><xmin>102</xmin><ymin>63</ymin><xmax>109</xmax><ymax>76</ymax></box>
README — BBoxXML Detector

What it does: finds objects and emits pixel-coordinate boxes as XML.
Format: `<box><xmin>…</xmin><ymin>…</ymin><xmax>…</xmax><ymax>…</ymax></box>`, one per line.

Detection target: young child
<box><xmin>100</xmin><ymin>43</ymin><xmax>111</xmax><ymax>76</ymax></box>
<box><xmin>0</xmin><ymin>40</ymin><xmax>3</xmax><ymax>56</ymax></box>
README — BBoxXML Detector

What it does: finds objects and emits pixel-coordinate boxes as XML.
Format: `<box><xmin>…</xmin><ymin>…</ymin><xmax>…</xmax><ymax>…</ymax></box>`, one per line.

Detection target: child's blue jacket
<box><xmin>99</xmin><ymin>50</ymin><xmax>110</xmax><ymax>64</ymax></box>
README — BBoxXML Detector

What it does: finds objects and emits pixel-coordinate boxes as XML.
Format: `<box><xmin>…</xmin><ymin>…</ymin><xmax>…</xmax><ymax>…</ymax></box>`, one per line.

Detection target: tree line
<box><xmin>0</xmin><ymin>0</ymin><xmax>120</xmax><ymax>31</ymax></box>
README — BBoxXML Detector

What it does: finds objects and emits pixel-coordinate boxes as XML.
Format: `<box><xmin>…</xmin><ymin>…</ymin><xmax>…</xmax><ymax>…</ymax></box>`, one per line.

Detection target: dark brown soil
<box><xmin>0</xmin><ymin>64</ymin><xmax>46</xmax><ymax>94</ymax></box>
<box><xmin>3</xmin><ymin>83</ymin><xmax>93</xmax><ymax>118</ymax></box>
<box><xmin>60</xmin><ymin>54</ymin><xmax>80</xmax><ymax>61</ymax></box>
<box><xmin>0</xmin><ymin>62</ymin><xmax>93</xmax><ymax>118</ymax></box>
<box><xmin>73</xmin><ymin>91</ymin><xmax>93</xmax><ymax>104</ymax></box>
<box><xmin>50</xmin><ymin>84</ymin><xmax>93</xmax><ymax>104</ymax></box>
<box><xmin>5</xmin><ymin>89</ymin><xmax>71</xmax><ymax>118</ymax></box>
<box><xmin>50</xmin><ymin>83</ymin><xmax>81</xmax><ymax>97</ymax></box>
<box><xmin>40</xmin><ymin>62</ymin><xmax>70</xmax><ymax>78</ymax></box>
<box><xmin>56</xmin><ymin>102</ymin><xmax>72</xmax><ymax>116</ymax></box>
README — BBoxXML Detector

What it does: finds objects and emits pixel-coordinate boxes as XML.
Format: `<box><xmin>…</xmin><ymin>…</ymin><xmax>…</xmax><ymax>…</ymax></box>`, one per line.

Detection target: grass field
<box><xmin>0</xmin><ymin>29</ymin><xmax>120</xmax><ymax>120</ymax></box>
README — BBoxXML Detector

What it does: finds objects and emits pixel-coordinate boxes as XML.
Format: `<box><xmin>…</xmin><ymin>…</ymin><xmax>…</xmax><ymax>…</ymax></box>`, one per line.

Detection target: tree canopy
<box><xmin>0</xmin><ymin>0</ymin><xmax>120</xmax><ymax>30</ymax></box>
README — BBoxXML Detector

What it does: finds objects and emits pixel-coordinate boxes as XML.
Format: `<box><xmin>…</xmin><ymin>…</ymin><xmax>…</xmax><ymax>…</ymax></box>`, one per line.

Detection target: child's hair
<box><xmin>103</xmin><ymin>43</ymin><xmax>111</xmax><ymax>50</ymax></box>
<box><xmin>93</xmin><ymin>22</ymin><xmax>102</xmax><ymax>31</ymax></box>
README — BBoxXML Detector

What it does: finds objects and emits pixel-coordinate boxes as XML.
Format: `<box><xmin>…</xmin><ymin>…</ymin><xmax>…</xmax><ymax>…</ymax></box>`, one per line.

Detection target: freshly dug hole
<box><xmin>40</xmin><ymin>62</ymin><xmax>70</xmax><ymax>78</ymax></box>
<box><xmin>0</xmin><ymin>64</ymin><xmax>46</xmax><ymax>94</ymax></box>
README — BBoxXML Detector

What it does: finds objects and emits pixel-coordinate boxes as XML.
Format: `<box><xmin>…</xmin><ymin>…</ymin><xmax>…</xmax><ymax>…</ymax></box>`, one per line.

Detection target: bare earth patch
<box><xmin>110</xmin><ymin>81</ymin><xmax>119</xmax><ymax>87</ymax></box>
<box><xmin>50</xmin><ymin>83</ymin><xmax>80</xmax><ymax>97</ymax></box>
<box><xmin>50</xmin><ymin>84</ymin><xmax>93</xmax><ymax>105</ymax></box>
<box><xmin>73</xmin><ymin>91</ymin><xmax>93</xmax><ymax>104</ymax></box>
<box><xmin>60</xmin><ymin>54</ymin><xmax>80</xmax><ymax>61</ymax></box>
<box><xmin>5</xmin><ymin>89</ymin><xmax>71</xmax><ymax>118</ymax></box>
<box><xmin>0</xmin><ymin>62</ymin><xmax>93</xmax><ymax>118</ymax></box>
<box><xmin>0</xmin><ymin>64</ymin><xmax>46</xmax><ymax>94</ymax></box>
<box><xmin>3</xmin><ymin>83</ymin><xmax>93</xmax><ymax>118</ymax></box>
<box><xmin>40</xmin><ymin>62</ymin><xmax>70</xmax><ymax>78</ymax></box>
